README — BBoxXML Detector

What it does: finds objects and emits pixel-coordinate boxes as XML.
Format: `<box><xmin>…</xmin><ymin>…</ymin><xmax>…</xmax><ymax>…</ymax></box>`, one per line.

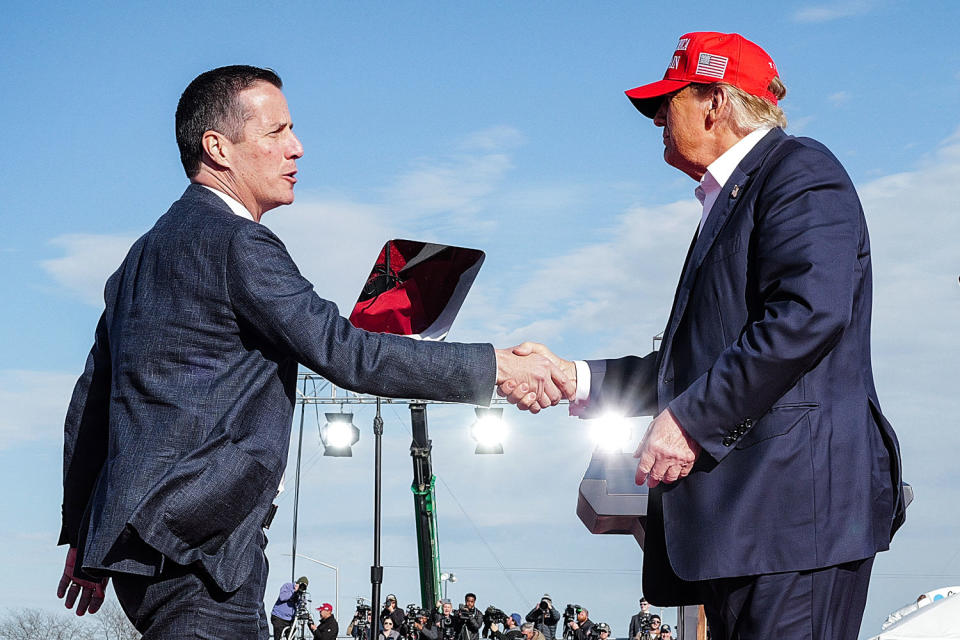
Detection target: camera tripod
<box><xmin>280</xmin><ymin>616</ymin><xmax>313</xmax><ymax>640</ymax></box>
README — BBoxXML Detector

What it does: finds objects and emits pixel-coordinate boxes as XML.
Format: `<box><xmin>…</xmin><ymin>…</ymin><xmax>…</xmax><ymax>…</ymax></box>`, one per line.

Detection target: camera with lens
<box><xmin>482</xmin><ymin>606</ymin><xmax>508</xmax><ymax>637</ymax></box>
<box><xmin>637</xmin><ymin>621</ymin><xmax>653</xmax><ymax>640</ymax></box>
<box><xmin>437</xmin><ymin>612</ymin><xmax>457</xmax><ymax>640</ymax></box>
<box><xmin>403</xmin><ymin>604</ymin><xmax>426</xmax><ymax>638</ymax></box>
<box><xmin>561</xmin><ymin>605</ymin><xmax>580</xmax><ymax>640</ymax></box>
<box><xmin>294</xmin><ymin>587</ymin><xmax>312</xmax><ymax>621</ymax></box>
<box><xmin>352</xmin><ymin>598</ymin><xmax>372</xmax><ymax>639</ymax></box>
<box><xmin>458</xmin><ymin>605</ymin><xmax>473</xmax><ymax>620</ymax></box>
<box><xmin>355</xmin><ymin>598</ymin><xmax>372</xmax><ymax>621</ymax></box>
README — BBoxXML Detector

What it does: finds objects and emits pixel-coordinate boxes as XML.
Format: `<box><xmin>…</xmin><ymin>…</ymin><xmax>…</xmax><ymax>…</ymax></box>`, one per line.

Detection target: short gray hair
<box><xmin>521</xmin><ymin>623</ymin><xmax>535</xmax><ymax>632</ymax></box>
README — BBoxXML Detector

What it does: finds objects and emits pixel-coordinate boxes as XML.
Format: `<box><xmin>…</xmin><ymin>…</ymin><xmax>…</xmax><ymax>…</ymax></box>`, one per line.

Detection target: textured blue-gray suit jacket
<box><xmin>582</xmin><ymin>129</ymin><xmax>905</xmax><ymax>605</ymax></box>
<box><xmin>60</xmin><ymin>185</ymin><xmax>495</xmax><ymax>592</ymax></box>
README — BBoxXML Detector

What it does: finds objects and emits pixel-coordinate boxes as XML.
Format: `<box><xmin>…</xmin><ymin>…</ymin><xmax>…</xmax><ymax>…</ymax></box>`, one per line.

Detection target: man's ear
<box><xmin>201</xmin><ymin>130</ymin><xmax>231</xmax><ymax>169</ymax></box>
<box><xmin>705</xmin><ymin>85</ymin><xmax>726</xmax><ymax>129</ymax></box>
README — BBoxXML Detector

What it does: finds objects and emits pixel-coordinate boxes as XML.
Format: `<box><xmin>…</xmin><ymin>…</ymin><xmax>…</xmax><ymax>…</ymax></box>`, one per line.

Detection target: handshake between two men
<box><xmin>495</xmin><ymin>342</ymin><xmax>700</xmax><ymax>490</ymax></box>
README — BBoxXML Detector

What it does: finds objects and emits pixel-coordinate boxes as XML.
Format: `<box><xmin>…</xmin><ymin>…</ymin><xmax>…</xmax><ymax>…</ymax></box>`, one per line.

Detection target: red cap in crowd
<box><xmin>318</xmin><ymin>603</ymin><xmax>333</xmax><ymax>612</ymax></box>
<box><xmin>626</xmin><ymin>32</ymin><xmax>780</xmax><ymax>118</ymax></box>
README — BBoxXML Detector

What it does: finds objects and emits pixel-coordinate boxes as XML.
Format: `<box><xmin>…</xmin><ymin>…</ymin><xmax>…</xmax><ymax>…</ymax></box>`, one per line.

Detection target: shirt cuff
<box><xmin>569</xmin><ymin>360</ymin><xmax>592</xmax><ymax>417</ymax></box>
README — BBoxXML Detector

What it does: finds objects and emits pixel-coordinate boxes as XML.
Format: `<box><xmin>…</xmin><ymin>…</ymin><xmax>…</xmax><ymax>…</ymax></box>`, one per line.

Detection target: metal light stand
<box><xmin>291</xmin><ymin>376</ymin><xmax>308</xmax><ymax>582</ymax></box>
<box><xmin>370</xmin><ymin>397</ymin><xmax>385</xmax><ymax>629</ymax></box>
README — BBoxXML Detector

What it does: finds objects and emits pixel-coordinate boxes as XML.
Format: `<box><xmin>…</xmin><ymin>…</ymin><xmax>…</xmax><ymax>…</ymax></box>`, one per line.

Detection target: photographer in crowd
<box><xmin>491</xmin><ymin>613</ymin><xmax>523</xmax><ymax>640</ymax></box>
<box><xmin>485</xmin><ymin>608</ymin><xmax>521</xmax><ymax>640</ymax></box>
<box><xmin>382</xmin><ymin>594</ymin><xmax>407</xmax><ymax>632</ymax></box>
<box><xmin>596</xmin><ymin>623</ymin><xmax>611</xmax><ymax>640</ymax></box>
<box><xmin>270</xmin><ymin>576</ymin><xmax>310</xmax><ymax>640</ymax></box>
<box><xmin>413</xmin><ymin>608</ymin><xmax>439</xmax><ymax>640</ymax></box>
<box><xmin>520</xmin><ymin>622</ymin><xmax>546</xmax><ymax>640</ymax></box>
<box><xmin>650</xmin><ymin>617</ymin><xmax>661</xmax><ymax>639</ymax></box>
<box><xmin>566</xmin><ymin>607</ymin><xmax>593</xmax><ymax>640</ymax></box>
<box><xmin>525</xmin><ymin>595</ymin><xmax>561</xmax><ymax>640</ymax></box>
<box><xmin>309</xmin><ymin>603</ymin><xmax>339</xmax><ymax>640</ymax></box>
<box><xmin>455</xmin><ymin>593</ymin><xmax>483</xmax><ymax>640</ymax></box>
<box><xmin>434</xmin><ymin>599</ymin><xmax>457</xmax><ymax>640</ymax></box>
<box><xmin>637</xmin><ymin>615</ymin><xmax>661</xmax><ymax>640</ymax></box>
<box><xmin>657</xmin><ymin>625</ymin><xmax>672</xmax><ymax>640</ymax></box>
<box><xmin>348</xmin><ymin>607</ymin><xmax>373</xmax><ymax>640</ymax></box>
<box><xmin>628</xmin><ymin>598</ymin><xmax>652</xmax><ymax>640</ymax></box>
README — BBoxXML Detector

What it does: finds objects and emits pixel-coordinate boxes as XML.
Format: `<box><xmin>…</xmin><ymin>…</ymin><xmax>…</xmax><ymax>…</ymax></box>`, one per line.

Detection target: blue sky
<box><xmin>2</xmin><ymin>2</ymin><xmax>959</xmax><ymax>638</ymax></box>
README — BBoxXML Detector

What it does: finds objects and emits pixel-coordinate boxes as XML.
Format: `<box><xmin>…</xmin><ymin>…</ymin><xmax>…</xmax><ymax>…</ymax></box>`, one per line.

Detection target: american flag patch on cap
<box><xmin>696</xmin><ymin>53</ymin><xmax>728</xmax><ymax>79</ymax></box>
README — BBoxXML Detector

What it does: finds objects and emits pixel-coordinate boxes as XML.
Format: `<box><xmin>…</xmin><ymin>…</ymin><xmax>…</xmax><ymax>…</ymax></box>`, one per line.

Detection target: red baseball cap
<box><xmin>625</xmin><ymin>32</ymin><xmax>780</xmax><ymax>118</ymax></box>
<box><xmin>318</xmin><ymin>603</ymin><xmax>333</xmax><ymax>612</ymax></box>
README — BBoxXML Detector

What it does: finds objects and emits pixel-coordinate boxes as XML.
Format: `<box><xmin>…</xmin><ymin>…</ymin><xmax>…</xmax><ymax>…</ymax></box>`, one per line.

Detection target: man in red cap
<box><xmin>309</xmin><ymin>602</ymin><xmax>339</xmax><ymax>640</ymax></box>
<box><xmin>506</xmin><ymin>32</ymin><xmax>905</xmax><ymax>639</ymax></box>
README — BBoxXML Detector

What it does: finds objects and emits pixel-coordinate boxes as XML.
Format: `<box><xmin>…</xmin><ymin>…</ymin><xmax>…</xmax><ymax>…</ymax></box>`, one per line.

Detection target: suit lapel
<box><xmin>657</xmin><ymin>129</ymin><xmax>787</xmax><ymax>380</ymax></box>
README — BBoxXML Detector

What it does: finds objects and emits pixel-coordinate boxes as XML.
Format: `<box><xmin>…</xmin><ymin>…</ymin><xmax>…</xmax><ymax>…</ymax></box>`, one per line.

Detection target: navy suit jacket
<box><xmin>60</xmin><ymin>185</ymin><xmax>495</xmax><ymax>592</ymax></box>
<box><xmin>583</xmin><ymin>129</ymin><xmax>905</xmax><ymax>605</ymax></box>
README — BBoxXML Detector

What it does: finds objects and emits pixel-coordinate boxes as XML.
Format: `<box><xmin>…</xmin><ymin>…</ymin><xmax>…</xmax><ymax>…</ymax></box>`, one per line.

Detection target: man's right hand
<box><xmin>494</xmin><ymin>346</ymin><xmax>575</xmax><ymax>413</ymax></box>
<box><xmin>57</xmin><ymin>547</ymin><xmax>108</xmax><ymax>616</ymax></box>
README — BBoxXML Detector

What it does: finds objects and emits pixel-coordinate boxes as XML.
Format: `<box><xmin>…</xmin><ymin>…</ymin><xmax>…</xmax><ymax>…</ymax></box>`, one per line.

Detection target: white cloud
<box><xmin>487</xmin><ymin>199</ymin><xmax>699</xmax><ymax>356</ymax></box>
<box><xmin>0</xmin><ymin>370</ymin><xmax>77</xmax><ymax>450</ymax></box>
<box><xmin>786</xmin><ymin>114</ymin><xmax>815</xmax><ymax>134</ymax></box>
<box><xmin>461</xmin><ymin>125</ymin><xmax>526</xmax><ymax>152</ymax></box>
<box><xmin>40</xmin><ymin>234</ymin><xmax>137</xmax><ymax>306</ymax></box>
<box><xmin>792</xmin><ymin>0</ymin><xmax>878</xmax><ymax>23</ymax></box>
<box><xmin>859</xmin><ymin>125</ymin><xmax>960</xmax><ymax>413</ymax></box>
<box><xmin>828</xmin><ymin>90</ymin><xmax>852</xmax><ymax>107</ymax></box>
<box><xmin>388</xmin><ymin>152</ymin><xmax>512</xmax><ymax>217</ymax></box>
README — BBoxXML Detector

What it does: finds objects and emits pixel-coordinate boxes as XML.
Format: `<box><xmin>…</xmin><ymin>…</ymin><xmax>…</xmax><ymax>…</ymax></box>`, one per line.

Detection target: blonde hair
<box><xmin>692</xmin><ymin>78</ymin><xmax>788</xmax><ymax>134</ymax></box>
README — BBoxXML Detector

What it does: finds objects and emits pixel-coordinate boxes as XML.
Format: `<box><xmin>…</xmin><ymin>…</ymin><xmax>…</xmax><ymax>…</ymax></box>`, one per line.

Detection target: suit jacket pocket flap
<box><xmin>163</xmin><ymin>441</ymin><xmax>272</xmax><ymax>554</ymax></box>
<box><xmin>735</xmin><ymin>402</ymin><xmax>818</xmax><ymax>449</ymax></box>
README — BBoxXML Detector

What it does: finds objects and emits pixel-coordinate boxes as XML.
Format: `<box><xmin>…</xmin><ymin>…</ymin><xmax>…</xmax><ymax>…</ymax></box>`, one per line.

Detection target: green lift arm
<box><xmin>409</xmin><ymin>403</ymin><xmax>441</xmax><ymax>608</ymax></box>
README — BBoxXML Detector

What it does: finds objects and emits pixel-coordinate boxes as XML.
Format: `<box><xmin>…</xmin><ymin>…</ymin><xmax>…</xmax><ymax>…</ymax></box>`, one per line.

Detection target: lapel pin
<box><xmin>731</xmin><ymin>184</ymin><xmax>740</xmax><ymax>198</ymax></box>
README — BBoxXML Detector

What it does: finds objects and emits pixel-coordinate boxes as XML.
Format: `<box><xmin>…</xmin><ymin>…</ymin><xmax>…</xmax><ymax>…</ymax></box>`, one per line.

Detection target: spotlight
<box><xmin>471</xmin><ymin>407</ymin><xmax>505</xmax><ymax>454</ymax></box>
<box><xmin>589</xmin><ymin>413</ymin><xmax>633</xmax><ymax>453</ymax></box>
<box><xmin>320</xmin><ymin>412</ymin><xmax>360</xmax><ymax>457</ymax></box>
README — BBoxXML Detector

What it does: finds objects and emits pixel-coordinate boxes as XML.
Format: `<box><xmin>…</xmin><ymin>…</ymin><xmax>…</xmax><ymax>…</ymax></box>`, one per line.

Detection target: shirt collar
<box><xmin>199</xmin><ymin>185</ymin><xmax>256</xmax><ymax>222</ymax></box>
<box><xmin>699</xmin><ymin>126</ymin><xmax>772</xmax><ymax>197</ymax></box>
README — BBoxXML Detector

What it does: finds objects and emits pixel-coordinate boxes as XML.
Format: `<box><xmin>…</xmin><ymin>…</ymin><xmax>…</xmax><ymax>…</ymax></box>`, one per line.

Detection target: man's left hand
<box><xmin>57</xmin><ymin>547</ymin><xmax>108</xmax><ymax>615</ymax></box>
<box><xmin>634</xmin><ymin>409</ymin><xmax>701</xmax><ymax>488</ymax></box>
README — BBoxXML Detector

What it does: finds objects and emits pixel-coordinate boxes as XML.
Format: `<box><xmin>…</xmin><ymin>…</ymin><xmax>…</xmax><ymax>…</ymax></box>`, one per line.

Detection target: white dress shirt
<box><xmin>200</xmin><ymin>185</ymin><xmax>256</xmax><ymax>222</ymax></box>
<box><xmin>694</xmin><ymin>127</ymin><xmax>771</xmax><ymax>233</ymax></box>
<box><xmin>569</xmin><ymin>127</ymin><xmax>773</xmax><ymax>415</ymax></box>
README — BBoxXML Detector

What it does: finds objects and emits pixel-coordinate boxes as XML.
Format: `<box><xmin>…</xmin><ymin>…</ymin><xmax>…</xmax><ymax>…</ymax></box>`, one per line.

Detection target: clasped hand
<box><xmin>495</xmin><ymin>342</ymin><xmax>576</xmax><ymax>413</ymax></box>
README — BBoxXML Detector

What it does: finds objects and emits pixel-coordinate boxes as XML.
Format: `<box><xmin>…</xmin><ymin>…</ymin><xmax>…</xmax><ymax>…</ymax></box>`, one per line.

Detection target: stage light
<box><xmin>320</xmin><ymin>412</ymin><xmax>360</xmax><ymax>457</ymax></box>
<box><xmin>471</xmin><ymin>407</ymin><xmax>506</xmax><ymax>454</ymax></box>
<box><xmin>589</xmin><ymin>413</ymin><xmax>633</xmax><ymax>453</ymax></box>
<box><xmin>440</xmin><ymin>572</ymin><xmax>457</xmax><ymax>599</ymax></box>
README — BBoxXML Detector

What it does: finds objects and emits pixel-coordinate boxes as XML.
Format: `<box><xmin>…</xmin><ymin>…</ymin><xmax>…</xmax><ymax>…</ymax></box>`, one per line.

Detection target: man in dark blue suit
<box><xmin>507</xmin><ymin>33</ymin><xmax>905</xmax><ymax>639</ymax></box>
<box><xmin>56</xmin><ymin>65</ymin><xmax>572</xmax><ymax>638</ymax></box>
